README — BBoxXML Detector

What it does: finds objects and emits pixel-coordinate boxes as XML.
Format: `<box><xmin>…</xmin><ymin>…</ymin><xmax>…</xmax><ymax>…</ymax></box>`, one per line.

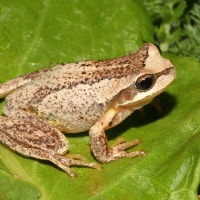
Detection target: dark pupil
<box><xmin>139</xmin><ymin>77</ymin><xmax>153</xmax><ymax>90</ymax></box>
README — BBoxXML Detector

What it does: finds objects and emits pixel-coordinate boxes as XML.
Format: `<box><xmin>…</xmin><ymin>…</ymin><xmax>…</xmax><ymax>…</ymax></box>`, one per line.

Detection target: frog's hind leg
<box><xmin>0</xmin><ymin>125</ymin><xmax>100</xmax><ymax>178</ymax></box>
<box><xmin>0</xmin><ymin>109</ymin><xmax>101</xmax><ymax>177</ymax></box>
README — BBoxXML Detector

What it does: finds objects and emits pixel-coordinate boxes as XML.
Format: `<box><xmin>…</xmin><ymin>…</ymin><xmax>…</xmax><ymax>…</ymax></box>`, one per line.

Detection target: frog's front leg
<box><xmin>89</xmin><ymin>109</ymin><xmax>145</xmax><ymax>163</ymax></box>
<box><xmin>0</xmin><ymin>109</ymin><xmax>101</xmax><ymax>178</ymax></box>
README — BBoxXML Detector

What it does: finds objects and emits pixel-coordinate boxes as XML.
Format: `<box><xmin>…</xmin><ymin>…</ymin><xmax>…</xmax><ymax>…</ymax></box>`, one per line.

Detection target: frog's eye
<box><xmin>135</xmin><ymin>74</ymin><xmax>155</xmax><ymax>91</ymax></box>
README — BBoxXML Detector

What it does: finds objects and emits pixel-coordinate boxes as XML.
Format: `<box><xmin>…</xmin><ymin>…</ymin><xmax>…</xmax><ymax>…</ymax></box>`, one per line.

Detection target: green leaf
<box><xmin>1</xmin><ymin>1</ymin><xmax>200</xmax><ymax>200</ymax></box>
<box><xmin>0</xmin><ymin>0</ymin><xmax>153</xmax><ymax>83</ymax></box>
<box><xmin>0</xmin><ymin>168</ymin><xmax>40</xmax><ymax>200</ymax></box>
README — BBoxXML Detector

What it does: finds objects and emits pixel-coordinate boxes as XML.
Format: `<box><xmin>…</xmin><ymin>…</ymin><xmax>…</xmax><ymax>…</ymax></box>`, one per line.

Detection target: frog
<box><xmin>0</xmin><ymin>43</ymin><xmax>177</xmax><ymax>178</ymax></box>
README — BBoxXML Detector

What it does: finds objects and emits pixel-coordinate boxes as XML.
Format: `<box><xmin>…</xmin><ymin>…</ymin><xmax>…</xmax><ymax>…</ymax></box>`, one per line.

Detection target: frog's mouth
<box><xmin>122</xmin><ymin>97</ymin><xmax>154</xmax><ymax>111</ymax></box>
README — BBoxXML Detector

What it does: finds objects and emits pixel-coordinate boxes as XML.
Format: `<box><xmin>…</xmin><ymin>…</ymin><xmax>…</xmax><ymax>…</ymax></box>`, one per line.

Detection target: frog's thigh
<box><xmin>89</xmin><ymin>109</ymin><xmax>145</xmax><ymax>163</ymax></box>
<box><xmin>0</xmin><ymin>115</ymin><xmax>69</xmax><ymax>155</ymax></box>
<box><xmin>3</xmin><ymin>108</ymin><xmax>69</xmax><ymax>154</ymax></box>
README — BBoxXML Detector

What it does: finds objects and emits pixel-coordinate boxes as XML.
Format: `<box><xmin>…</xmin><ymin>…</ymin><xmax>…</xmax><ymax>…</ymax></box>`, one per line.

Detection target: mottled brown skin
<box><xmin>0</xmin><ymin>43</ymin><xmax>176</xmax><ymax>177</ymax></box>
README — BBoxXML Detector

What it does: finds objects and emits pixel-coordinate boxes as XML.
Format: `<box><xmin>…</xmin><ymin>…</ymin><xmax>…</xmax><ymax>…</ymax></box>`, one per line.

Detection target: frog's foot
<box><xmin>111</xmin><ymin>138</ymin><xmax>146</xmax><ymax>158</ymax></box>
<box><xmin>92</xmin><ymin>136</ymin><xmax>145</xmax><ymax>163</ymax></box>
<box><xmin>89</xmin><ymin>109</ymin><xmax>146</xmax><ymax>163</ymax></box>
<box><xmin>50</xmin><ymin>154</ymin><xmax>103</xmax><ymax>178</ymax></box>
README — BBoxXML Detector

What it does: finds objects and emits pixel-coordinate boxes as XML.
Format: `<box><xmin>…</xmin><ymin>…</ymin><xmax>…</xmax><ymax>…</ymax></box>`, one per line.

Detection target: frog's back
<box><xmin>4</xmin><ymin>46</ymin><xmax>147</xmax><ymax>132</ymax></box>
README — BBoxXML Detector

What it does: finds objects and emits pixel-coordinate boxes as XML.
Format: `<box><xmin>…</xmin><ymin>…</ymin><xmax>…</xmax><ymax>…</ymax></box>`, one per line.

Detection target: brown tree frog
<box><xmin>0</xmin><ymin>43</ymin><xmax>176</xmax><ymax>177</ymax></box>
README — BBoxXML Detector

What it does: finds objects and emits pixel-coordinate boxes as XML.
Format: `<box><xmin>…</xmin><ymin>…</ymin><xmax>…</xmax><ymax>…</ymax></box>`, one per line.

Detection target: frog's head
<box><xmin>117</xmin><ymin>43</ymin><xmax>177</xmax><ymax>109</ymax></box>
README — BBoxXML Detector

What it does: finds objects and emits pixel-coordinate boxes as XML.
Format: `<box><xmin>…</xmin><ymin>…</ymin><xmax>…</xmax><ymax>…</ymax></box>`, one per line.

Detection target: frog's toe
<box><xmin>65</xmin><ymin>154</ymin><xmax>103</xmax><ymax>170</ymax></box>
<box><xmin>49</xmin><ymin>154</ymin><xmax>102</xmax><ymax>177</ymax></box>
<box><xmin>58</xmin><ymin>154</ymin><xmax>102</xmax><ymax>169</ymax></box>
<box><xmin>112</xmin><ymin>138</ymin><xmax>142</xmax><ymax>151</ymax></box>
<box><xmin>110</xmin><ymin>137</ymin><xmax>126</xmax><ymax>147</ymax></box>
<box><xmin>87</xmin><ymin>162</ymin><xmax>103</xmax><ymax>170</ymax></box>
<box><xmin>66</xmin><ymin>153</ymin><xmax>88</xmax><ymax>161</ymax></box>
<box><xmin>122</xmin><ymin>149</ymin><xmax>146</xmax><ymax>158</ymax></box>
